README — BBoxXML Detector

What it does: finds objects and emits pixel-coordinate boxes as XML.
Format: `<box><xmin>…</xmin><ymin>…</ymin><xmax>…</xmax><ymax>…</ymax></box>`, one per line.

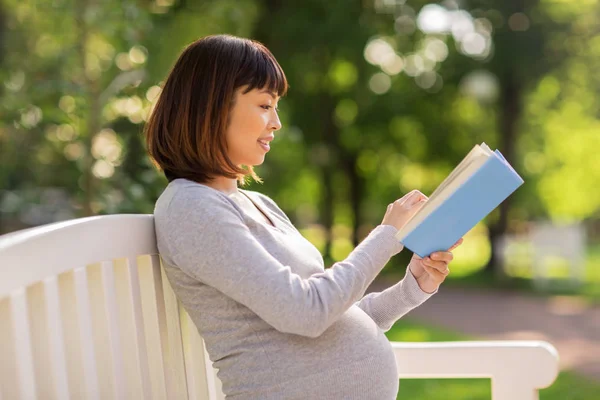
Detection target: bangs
<box><xmin>237</xmin><ymin>40</ymin><xmax>288</xmax><ymax>97</ymax></box>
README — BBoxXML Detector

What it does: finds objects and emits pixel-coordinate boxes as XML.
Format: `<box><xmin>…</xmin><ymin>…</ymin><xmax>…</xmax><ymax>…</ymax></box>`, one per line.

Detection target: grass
<box><xmin>386</xmin><ymin>319</ymin><xmax>600</xmax><ymax>400</ymax></box>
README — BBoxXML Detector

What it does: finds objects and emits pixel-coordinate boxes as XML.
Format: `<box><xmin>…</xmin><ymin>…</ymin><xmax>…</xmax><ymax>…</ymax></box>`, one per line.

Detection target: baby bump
<box><xmin>324</xmin><ymin>305</ymin><xmax>398</xmax><ymax>364</ymax></box>
<box><xmin>266</xmin><ymin>306</ymin><xmax>400</xmax><ymax>399</ymax></box>
<box><xmin>271</xmin><ymin>305</ymin><xmax>398</xmax><ymax>377</ymax></box>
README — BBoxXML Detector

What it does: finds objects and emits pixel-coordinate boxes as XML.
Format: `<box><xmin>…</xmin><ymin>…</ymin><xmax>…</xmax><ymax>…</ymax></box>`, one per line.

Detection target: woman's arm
<box><xmin>159</xmin><ymin>186</ymin><xmax>404</xmax><ymax>338</ymax></box>
<box><xmin>355</xmin><ymin>268</ymin><xmax>436</xmax><ymax>332</ymax></box>
<box><xmin>254</xmin><ymin>189</ymin><xmax>434</xmax><ymax>332</ymax></box>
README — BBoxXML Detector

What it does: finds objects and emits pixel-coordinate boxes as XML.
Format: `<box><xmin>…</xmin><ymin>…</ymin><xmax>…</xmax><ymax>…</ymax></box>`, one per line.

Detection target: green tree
<box><xmin>248</xmin><ymin>0</ymin><xmax>499</xmax><ymax>266</ymax></box>
<box><xmin>0</xmin><ymin>0</ymin><xmax>156</xmax><ymax>231</ymax></box>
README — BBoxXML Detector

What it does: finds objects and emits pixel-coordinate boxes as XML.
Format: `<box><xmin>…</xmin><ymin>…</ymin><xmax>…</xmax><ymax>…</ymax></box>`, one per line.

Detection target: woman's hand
<box><xmin>381</xmin><ymin>190</ymin><xmax>428</xmax><ymax>231</ymax></box>
<box><xmin>408</xmin><ymin>238</ymin><xmax>464</xmax><ymax>294</ymax></box>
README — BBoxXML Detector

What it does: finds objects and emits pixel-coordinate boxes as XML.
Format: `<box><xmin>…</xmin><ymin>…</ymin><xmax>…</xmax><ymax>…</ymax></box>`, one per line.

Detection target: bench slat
<box><xmin>181</xmin><ymin>309</ymin><xmax>212</xmax><ymax>400</ymax></box>
<box><xmin>12</xmin><ymin>288</ymin><xmax>38</xmax><ymax>399</ymax></box>
<box><xmin>44</xmin><ymin>276</ymin><xmax>70</xmax><ymax>400</ymax></box>
<box><xmin>125</xmin><ymin>257</ymin><xmax>153</xmax><ymax>399</ymax></box>
<box><xmin>112</xmin><ymin>258</ymin><xmax>147</xmax><ymax>399</ymax></box>
<box><xmin>73</xmin><ymin>267</ymin><xmax>100</xmax><ymax>400</ymax></box>
<box><xmin>27</xmin><ymin>282</ymin><xmax>53</xmax><ymax>398</ymax></box>
<box><xmin>0</xmin><ymin>297</ymin><xmax>19</xmax><ymax>399</ymax></box>
<box><xmin>137</xmin><ymin>255</ymin><xmax>168</xmax><ymax>400</ymax></box>
<box><xmin>86</xmin><ymin>263</ymin><xmax>119</xmax><ymax>399</ymax></box>
<box><xmin>160</xmin><ymin>264</ymin><xmax>188</xmax><ymax>398</ymax></box>
<box><xmin>101</xmin><ymin>261</ymin><xmax>127</xmax><ymax>399</ymax></box>
<box><xmin>57</xmin><ymin>270</ymin><xmax>94</xmax><ymax>399</ymax></box>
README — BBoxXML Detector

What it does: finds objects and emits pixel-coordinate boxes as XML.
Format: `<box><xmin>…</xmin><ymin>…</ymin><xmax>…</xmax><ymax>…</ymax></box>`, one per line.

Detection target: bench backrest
<box><xmin>0</xmin><ymin>214</ymin><xmax>225</xmax><ymax>400</ymax></box>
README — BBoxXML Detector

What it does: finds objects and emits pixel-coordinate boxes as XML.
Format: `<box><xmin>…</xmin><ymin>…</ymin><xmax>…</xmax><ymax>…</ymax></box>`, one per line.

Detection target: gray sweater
<box><xmin>153</xmin><ymin>178</ymin><xmax>435</xmax><ymax>399</ymax></box>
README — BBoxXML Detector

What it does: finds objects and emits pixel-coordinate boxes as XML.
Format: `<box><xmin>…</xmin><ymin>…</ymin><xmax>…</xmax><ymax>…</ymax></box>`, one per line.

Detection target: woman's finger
<box><xmin>421</xmin><ymin>262</ymin><xmax>449</xmax><ymax>279</ymax></box>
<box><xmin>397</xmin><ymin>190</ymin><xmax>428</xmax><ymax>205</ymax></box>
<box><xmin>428</xmin><ymin>262</ymin><xmax>450</xmax><ymax>276</ymax></box>
<box><xmin>423</xmin><ymin>257</ymin><xmax>450</xmax><ymax>272</ymax></box>
<box><xmin>413</xmin><ymin>191</ymin><xmax>428</xmax><ymax>203</ymax></box>
<box><xmin>431</xmin><ymin>251</ymin><xmax>453</xmax><ymax>263</ymax></box>
<box><xmin>448</xmin><ymin>238</ymin><xmax>464</xmax><ymax>251</ymax></box>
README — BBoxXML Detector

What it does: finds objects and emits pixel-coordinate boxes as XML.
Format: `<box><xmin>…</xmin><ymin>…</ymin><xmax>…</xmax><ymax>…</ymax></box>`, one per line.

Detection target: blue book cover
<box><xmin>395</xmin><ymin>147</ymin><xmax>524</xmax><ymax>258</ymax></box>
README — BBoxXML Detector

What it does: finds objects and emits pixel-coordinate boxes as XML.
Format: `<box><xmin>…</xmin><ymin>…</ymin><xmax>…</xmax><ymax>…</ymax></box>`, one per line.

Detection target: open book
<box><xmin>395</xmin><ymin>142</ymin><xmax>524</xmax><ymax>258</ymax></box>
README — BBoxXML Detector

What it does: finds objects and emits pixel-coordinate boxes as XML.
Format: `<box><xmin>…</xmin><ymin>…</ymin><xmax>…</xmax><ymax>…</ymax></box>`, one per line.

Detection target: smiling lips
<box><xmin>258</xmin><ymin>136</ymin><xmax>274</xmax><ymax>151</ymax></box>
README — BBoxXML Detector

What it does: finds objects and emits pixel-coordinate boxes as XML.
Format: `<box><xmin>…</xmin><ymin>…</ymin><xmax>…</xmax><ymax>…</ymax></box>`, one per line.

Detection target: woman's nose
<box><xmin>270</xmin><ymin>113</ymin><xmax>282</xmax><ymax>131</ymax></box>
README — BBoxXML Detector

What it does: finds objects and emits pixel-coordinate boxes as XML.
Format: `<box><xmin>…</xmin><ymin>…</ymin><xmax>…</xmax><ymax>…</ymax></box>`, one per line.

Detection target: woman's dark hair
<box><xmin>144</xmin><ymin>34</ymin><xmax>288</xmax><ymax>185</ymax></box>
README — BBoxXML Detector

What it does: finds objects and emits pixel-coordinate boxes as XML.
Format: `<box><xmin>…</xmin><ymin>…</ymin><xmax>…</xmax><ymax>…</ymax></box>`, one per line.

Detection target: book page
<box><xmin>396</xmin><ymin>144</ymin><xmax>491</xmax><ymax>239</ymax></box>
<box><xmin>480</xmin><ymin>142</ymin><xmax>493</xmax><ymax>154</ymax></box>
<box><xmin>427</xmin><ymin>144</ymin><xmax>484</xmax><ymax>200</ymax></box>
<box><xmin>403</xmin><ymin>144</ymin><xmax>484</xmax><ymax>228</ymax></box>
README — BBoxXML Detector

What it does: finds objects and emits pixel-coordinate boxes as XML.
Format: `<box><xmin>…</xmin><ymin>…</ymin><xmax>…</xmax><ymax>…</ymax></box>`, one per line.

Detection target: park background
<box><xmin>0</xmin><ymin>0</ymin><xmax>598</xmax><ymax>398</ymax></box>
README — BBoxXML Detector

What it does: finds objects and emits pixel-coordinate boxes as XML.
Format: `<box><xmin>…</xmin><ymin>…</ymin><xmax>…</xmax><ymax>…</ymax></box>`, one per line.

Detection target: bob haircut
<box><xmin>144</xmin><ymin>34</ymin><xmax>288</xmax><ymax>185</ymax></box>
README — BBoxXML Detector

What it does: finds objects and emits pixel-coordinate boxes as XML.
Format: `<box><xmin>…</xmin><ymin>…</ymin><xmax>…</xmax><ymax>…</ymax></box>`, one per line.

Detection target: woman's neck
<box><xmin>203</xmin><ymin>175</ymin><xmax>239</xmax><ymax>195</ymax></box>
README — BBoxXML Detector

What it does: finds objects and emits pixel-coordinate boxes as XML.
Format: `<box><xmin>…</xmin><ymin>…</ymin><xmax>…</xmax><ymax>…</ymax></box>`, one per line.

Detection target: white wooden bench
<box><xmin>0</xmin><ymin>214</ymin><xmax>560</xmax><ymax>399</ymax></box>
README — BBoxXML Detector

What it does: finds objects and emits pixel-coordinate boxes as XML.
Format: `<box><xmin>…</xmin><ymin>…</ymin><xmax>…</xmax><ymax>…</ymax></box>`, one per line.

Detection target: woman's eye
<box><xmin>261</xmin><ymin>105</ymin><xmax>279</xmax><ymax>111</ymax></box>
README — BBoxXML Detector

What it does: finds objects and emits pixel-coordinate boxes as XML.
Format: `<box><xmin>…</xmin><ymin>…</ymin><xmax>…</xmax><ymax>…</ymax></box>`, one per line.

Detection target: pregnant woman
<box><xmin>146</xmin><ymin>34</ymin><xmax>461</xmax><ymax>399</ymax></box>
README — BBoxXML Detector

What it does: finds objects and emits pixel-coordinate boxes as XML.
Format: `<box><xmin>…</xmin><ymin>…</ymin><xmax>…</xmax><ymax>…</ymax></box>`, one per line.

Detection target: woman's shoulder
<box><xmin>154</xmin><ymin>179</ymin><xmax>241</xmax><ymax>223</ymax></box>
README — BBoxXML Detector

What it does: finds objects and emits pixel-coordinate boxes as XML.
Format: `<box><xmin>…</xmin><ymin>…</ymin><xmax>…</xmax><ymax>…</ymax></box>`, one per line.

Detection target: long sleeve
<box><xmin>159</xmin><ymin>186</ymin><xmax>405</xmax><ymax>338</ymax></box>
<box><xmin>253</xmin><ymin>189</ymin><xmax>433</xmax><ymax>333</ymax></box>
<box><xmin>355</xmin><ymin>267</ymin><xmax>436</xmax><ymax>332</ymax></box>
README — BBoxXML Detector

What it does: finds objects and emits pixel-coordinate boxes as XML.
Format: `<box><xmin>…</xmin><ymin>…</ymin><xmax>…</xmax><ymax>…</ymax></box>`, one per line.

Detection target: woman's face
<box><xmin>225</xmin><ymin>86</ymin><xmax>282</xmax><ymax>166</ymax></box>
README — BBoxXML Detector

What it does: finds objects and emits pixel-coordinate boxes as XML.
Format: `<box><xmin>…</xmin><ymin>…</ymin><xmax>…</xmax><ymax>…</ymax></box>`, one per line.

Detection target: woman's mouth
<box><xmin>258</xmin><ymin>139</ymin><xmax>270</xmax><ymax>152</ymax></box>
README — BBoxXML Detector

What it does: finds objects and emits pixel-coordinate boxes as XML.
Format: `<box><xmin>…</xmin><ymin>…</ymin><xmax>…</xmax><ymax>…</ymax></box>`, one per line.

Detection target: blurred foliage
<box><xmin>1</xmin><ymin>0</ymin><xmax>599</xmax><ymax>280</ymax></box>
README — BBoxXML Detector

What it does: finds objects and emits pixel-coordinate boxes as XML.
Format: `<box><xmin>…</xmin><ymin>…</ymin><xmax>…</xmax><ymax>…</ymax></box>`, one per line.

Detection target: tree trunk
<box><xmin>320</xmin><ymin>91</ymin><xmax>339</xmax><ymax>262</ymax></box>
<box><xmin>321</xmin><ymin>162</ymin><xmax>335</xmax><ymax>263</ymax></box>
<box><xmin>75</xmin><ymin>0</ymin><xmax>101</xmax><ymax>217</ymax></box>
<box><xmin>341</xmin><ymin>153</ymin><xmax>362</xmax><ymax>246</ymax></box>
<box><xmin>485</xmin><ymin>69</ymin><xmax>521</xmax><ymax>276</ymax></box>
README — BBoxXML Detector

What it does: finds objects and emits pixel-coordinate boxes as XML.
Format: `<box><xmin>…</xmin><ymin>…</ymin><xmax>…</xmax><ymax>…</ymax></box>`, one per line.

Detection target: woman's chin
<box><xmin>240</xmin><ymin>157</ymin><xmax>266</xmax><ymax>167</ymax></box>
<box><xmin>251</xmin><ymin>155</ymin><xmax>267</xmax><ymax>166</ymax></box>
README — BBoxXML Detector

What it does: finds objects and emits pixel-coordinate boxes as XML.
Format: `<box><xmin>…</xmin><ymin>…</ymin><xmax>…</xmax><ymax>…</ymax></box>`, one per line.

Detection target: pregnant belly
<box><xmin>322</xmin><ymin>305</ymin><xmax>398</xmax><ymax>365</ymax></box>
<box><xmin>236</xmin><ymin>306</ymin><xmax>400</xmax><ymax>399</ymax></box>
<box><xmin>271</xmin><ymin>305</ymin><xmax>399</xmax><ymax>380</ymax></box>
<box><xmin>222</xmin><ymin>306</ymin><xmax>400</xmax><ymax>399</ymax></box>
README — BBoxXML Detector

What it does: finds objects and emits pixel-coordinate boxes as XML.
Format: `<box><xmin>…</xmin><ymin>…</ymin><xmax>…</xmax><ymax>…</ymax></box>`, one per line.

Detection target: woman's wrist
<box><xmin>415</xmin><ymin>273</ymin><xmax>438</xmax><ymax>294</ymax></box>
<box><xmin>375</xmin><ymin>224</ymin><xmax>405</xmax><ymax>256</ymax></box>
<box><xmin>398</xmin><ymin>266</ymin><xmax>437</xmax><ymax>305</ymax></box>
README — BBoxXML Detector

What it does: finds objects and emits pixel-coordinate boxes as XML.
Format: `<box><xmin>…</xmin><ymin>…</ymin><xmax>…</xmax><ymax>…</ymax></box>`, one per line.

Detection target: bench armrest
<box><xmin>391</xmin><ymin>340</ymin><xmax>559</xmax><ymax>400</ymax></box>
